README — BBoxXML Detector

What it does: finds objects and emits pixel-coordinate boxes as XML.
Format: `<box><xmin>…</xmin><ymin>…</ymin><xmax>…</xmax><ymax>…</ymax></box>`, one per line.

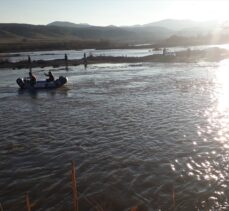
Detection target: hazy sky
<box><xmin>1</xmin><ymin>0</ymin><xmax>229</xmax><ymax>26</ymax></box>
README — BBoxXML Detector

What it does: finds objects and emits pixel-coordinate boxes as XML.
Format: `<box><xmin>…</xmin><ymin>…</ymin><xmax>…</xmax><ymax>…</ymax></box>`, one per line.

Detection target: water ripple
<box><xmin>1</xmin><ymin>62</ymin><xmax>229</xmax><ymax>210</ymax></box>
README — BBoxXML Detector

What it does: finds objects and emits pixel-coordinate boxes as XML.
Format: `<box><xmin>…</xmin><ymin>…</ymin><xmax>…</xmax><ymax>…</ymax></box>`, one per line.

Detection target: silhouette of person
<box><xmin>186</xmin><ymin>48</ymin><xmax>191</xmax><ymax>57</ymax></box>
<box><xmin>64</xmin><ymin>54</ymin><xmax>68</xmax><ymax>70</ymax></box>
<box><xmin>83</xmin><ymin>53</ymin><xmax>87</xmax><ymax>69</ymax></box>
<box><xmin>28</xmin><ymin>56</ymin><xmax>31</xmax><ymax>64</ymax></box>
<box><xmin>28</xmin><ymin>55</ymin><xmax>32</xmax><ymax>71</ymax></box>
<box><xmin>65</xmin><ymin>54</ymin><xmax>68</xmax><ymax>61</ymax></box>
<box><xmin>29</xmin><ymin>71</ymin><xmax>36</xmax><ymax>86</ymax></box>
<box><xmin>44</xmin><ymin>70</ymin><xmax>54</xmax><ymax>82</ymax></box>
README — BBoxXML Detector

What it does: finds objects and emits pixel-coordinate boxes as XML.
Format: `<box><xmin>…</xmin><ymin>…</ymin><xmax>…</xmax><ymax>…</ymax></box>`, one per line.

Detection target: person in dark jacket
<box><xmin>44</xmin><ymin>70</ymin><xmax>54</xmax><ymax>82</ymax></box>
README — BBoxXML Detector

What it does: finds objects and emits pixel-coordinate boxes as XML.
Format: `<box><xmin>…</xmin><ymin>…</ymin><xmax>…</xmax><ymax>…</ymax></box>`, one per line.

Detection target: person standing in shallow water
<box><xmin>65</xmin><ymin>54</ymin><xmax>68</xmax><ymax>70</ymax></box>
<box><xmin>83</xmin><ymin>53</ymin><xmax>87</xmax><ymax>69</ymax></box>
<box><xmin>28</xmin><ymin>55</ymin><xmax>32</xmax><ymax>72</ymax></box>
<box><xmin>28</xmin><ymin>55</ymin><xmax>31</xmax><ymax>64</ymax></box>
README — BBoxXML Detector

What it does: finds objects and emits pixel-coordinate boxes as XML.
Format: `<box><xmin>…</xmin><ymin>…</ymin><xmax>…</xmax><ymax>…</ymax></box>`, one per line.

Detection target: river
<box><xmin>1</xmin><ymin>60</ymin><xmax>229</xmax><ymax>210</ymax></box>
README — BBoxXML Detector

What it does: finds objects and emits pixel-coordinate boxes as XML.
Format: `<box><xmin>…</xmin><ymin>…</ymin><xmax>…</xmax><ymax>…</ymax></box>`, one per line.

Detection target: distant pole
<box><xmin>65</xmin><ymin>54</ymin><xmax>68</xmax><ymax>70</ymax></box>
<box><xmin>71</xmin><ymin>161</ymin><xmax>78</xmax><ymax>211</ymax></box>
<box><xmin>25</xmin><ymin>192</ymin><xmax>31</xmax><ymax>211</ymax></box>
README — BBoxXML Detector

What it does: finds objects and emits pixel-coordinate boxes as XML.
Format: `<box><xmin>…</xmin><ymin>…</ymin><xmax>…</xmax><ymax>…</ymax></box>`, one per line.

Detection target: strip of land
<box><xmin>0</xmin><ymin>47</ymin><xmax>228</xmax><ymax>69</ymax></box>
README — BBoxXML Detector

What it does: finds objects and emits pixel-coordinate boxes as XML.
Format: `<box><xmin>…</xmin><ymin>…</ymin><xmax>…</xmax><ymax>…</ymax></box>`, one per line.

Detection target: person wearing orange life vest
<box><xmin>29</xmin><ymin>71</ymin><xmax>36</xmax><ymax>86</ymax></box>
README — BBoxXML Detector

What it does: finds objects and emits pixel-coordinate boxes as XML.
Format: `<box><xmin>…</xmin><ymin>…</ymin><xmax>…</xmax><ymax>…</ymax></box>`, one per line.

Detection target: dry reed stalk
<box><xmin>25</xmin><ymin>192</ymin><xmax>31</xmax><ymax>211</ymax></box>
<box><xmin>131</xmin><ymin>207</ymin><xmax>138</xmax><ymax>211</ymax></box>
<box><xmin>71</xmin><ymin>161</ymin><xmax>78</xmax><ymax>211</ymax></box>
<box><xmin>0</xmin><ymin>203</ymin><xmax>3</xmax><ymax>211</ymax></box>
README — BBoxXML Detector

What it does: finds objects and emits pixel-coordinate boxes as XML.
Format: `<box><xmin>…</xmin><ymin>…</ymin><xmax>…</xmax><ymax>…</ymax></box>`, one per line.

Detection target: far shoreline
<box><xmin>0</xmin><ymin>47</ymin><xmax>229</xmax><ymax>70</ymax></box>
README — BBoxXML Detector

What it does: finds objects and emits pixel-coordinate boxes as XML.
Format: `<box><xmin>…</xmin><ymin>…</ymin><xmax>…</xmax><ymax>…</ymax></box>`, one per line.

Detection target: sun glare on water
<box><xmin>216</xmin><ymin>59</ymin><xmax>229</xmax><ymax>112</ymax></box>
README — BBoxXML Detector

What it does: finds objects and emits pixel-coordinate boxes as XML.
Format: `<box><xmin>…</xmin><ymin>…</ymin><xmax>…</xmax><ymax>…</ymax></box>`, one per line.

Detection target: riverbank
<box><xmin>0</xmin><ymin>47</ymin><xmax>228</xmax><ymax>69</ymax></box>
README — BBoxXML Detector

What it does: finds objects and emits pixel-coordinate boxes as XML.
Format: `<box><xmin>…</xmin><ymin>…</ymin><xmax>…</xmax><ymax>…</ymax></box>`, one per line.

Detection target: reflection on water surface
<box><xmin>1</xmin><ymin>61</ymin><xmax>229</xmax><ymax>210</ymax></box>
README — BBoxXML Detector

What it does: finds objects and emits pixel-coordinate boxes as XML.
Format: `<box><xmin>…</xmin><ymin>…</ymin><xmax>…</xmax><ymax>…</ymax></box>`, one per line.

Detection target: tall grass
<box><xmin>25</xmin><ymin>192</ymin><xmax>31</xmax><ymax>211</ymax></box>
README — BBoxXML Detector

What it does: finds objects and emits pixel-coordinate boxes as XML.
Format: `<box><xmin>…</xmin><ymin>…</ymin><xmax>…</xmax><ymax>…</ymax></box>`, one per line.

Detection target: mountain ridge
<box><xmin>48</xmin><ymin>21</ymin><xmax>92</xmax><ymax>28</ymax></box>
<box><xmin>0</xmin><ymin>22</ymin><xmax>174</xmax><ymax>44</ymax></box>
<box><xmin>0</xmin><ymin>19</ymin><xmax>227</xmax><ymax>51</ymax></box>
<box><xmin>47</xmin><ymin>19</ymin><xmax>221</xmax><ymax>31</ymax></box>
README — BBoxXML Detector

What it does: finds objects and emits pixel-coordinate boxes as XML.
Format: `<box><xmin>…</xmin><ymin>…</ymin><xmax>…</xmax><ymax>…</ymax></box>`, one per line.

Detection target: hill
<box><xmin>48</xmin><ymin>21</ymin><xmax>92</xmax><ymax>28</ymax></box>
<box><xmin>145</xmin><ymin>19</ymin><xmax>219</xmax><ymax>30</ymax></box>
<box><xmin>0</xmin><ymin>19</ymin><xmax>228</xmax><ymax>52</ymax></box>
<box><xmin>0</xmin><ymin>23</ymin><xmax>173</xmax><ymax>44</ymax></box>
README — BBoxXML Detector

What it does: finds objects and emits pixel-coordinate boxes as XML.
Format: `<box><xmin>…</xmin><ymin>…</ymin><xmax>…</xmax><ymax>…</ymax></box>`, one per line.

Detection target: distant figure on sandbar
<box><xmin>29</xmin><ymin>70</ymin><xmax>36</xmax><ymax>86</ymax></box>
<box><xmin>28</xmin><ymin>55</ymin><xmax>32</xmax><ymax>71</ymax></box>
<box><xmin>28</xmin><ymin>55</ymin><xmax>31</xmax><ymax>64</ymax></box>
<box><xmin>186</xmin><ymin>48</ymin><xmax>191</xmax><ymax>57</ymax></box>
<box><xmin>44</xmin><ymin>70</ymin><xmax>54</xmax><ymax>82</ymax></box>
<box><xmin>65</xmin><ymin>53</ymin><xmax>68</xmax><ymax>70</ymax></box>
<box><xmin>83</xmin><ymin>53</ymin><xmax>87</xmax><ymax>69</ymax></box>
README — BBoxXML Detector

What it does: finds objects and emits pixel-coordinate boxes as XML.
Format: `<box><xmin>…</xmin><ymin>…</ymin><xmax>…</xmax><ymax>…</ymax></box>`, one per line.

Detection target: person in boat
<box><xmin>44</xmin><ymin>70</ymin><xmax>54</xmax><ymax>82</ymax></box>
<box><xmin>29</xmin><ymin>71</ymin><xmax>36</xmax><ymax>86</ymax></box>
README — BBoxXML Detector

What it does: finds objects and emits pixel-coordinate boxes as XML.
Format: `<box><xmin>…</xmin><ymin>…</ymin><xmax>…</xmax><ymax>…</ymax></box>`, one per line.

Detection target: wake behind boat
<box><xmin>16</xmin><ymin>75</ymin><xmax>68</xmax><ymax>89</ymax></box>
